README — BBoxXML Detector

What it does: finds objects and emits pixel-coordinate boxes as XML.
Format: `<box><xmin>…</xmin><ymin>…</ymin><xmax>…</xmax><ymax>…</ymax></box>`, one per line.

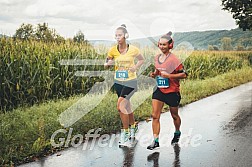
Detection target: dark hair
<box><xmin>116</xmin><ymin>24</ymin><xmax>128</xmax><ymax>34</ymax></box>
<box><xmin>160</xmin><ymin>31</ymin><xmax>173</xmax><ymax>44</ymax></box>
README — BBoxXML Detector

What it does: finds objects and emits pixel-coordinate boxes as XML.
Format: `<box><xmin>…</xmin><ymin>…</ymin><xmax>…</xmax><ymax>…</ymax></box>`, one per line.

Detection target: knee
<box><xmin>152</xmin><ymin>113</ymin><xmax>160</xmax><ymax>120</ymax></box>
<box><xmin>171</xmin><ymin>113</ymin><xmax>179</xmax><ymax>120</ymax></box>
<box><xmin>117</xmin><ymin>102</ymin><xmax>126</xmax><ymax>112</ymax></box>
<box><xmin>117</xmin><ymin>104</ymin><xmax>122</xmax><ymax>112</ymax></box>
<box><xmin>116</xmin><ymin>102</ymin><xmax>120</xmax><ymax>111</ymax></box>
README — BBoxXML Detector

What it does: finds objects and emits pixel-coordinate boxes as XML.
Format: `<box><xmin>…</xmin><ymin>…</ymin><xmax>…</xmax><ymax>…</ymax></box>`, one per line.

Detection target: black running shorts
<box><xmin>152</xmin><ymin>87</ymin><xmax>181</xmax><ymax>107</ymax></box>
<box><xmin>113</xmin><ymin>80</ymin><xmax>137</xmax><ymax>100</ymax></box>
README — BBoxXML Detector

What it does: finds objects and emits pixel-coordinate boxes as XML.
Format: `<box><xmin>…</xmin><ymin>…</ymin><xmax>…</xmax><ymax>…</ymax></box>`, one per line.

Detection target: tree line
<box><xmin>8</xmin><ymin>22</ymin><xmax>252</xmax><ymax>51</ymax></box>
<box><xmin>208</xmin><ymin>37</ymin><xmax>252</xmax><ymax>51</ymax></box>
<box><xmin>13</xmin><ymin>23</ymin><xmax>87</xmax><ymax>44</ymax></box>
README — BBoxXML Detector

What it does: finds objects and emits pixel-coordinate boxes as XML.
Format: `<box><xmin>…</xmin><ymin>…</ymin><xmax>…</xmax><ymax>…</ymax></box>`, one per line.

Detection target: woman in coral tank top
<box><xmin>147</xmin><ymin>32</ymin><xmax>188</xmax><ymax>150</ymax></box>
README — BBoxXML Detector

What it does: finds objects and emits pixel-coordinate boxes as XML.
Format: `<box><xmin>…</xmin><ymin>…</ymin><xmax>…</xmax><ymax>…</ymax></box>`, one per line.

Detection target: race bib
<box><xmin>116</xmin><ymin>70</ymin><xmax>129</xmax><ymax>79</ymax></box>
<box><xmin>156</xmin><ymin>76</ymin><xmax>169</xmax><ymax>88</ymax></box>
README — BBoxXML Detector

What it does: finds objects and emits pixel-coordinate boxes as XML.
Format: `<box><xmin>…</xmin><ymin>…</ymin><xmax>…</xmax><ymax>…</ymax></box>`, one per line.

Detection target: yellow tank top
<box><xmin>108</xmin><ymin>45</ymin><xmax>140</xmax><ymax>81</ymax></box>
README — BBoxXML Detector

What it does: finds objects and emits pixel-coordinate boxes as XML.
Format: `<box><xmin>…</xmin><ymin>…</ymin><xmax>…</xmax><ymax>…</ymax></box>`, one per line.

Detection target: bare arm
<box><xmin>104</xmin><ymin>57</ymin><xmax>114</xmax><ymax>69</ymax></box>
<box><xmin>160</xmin><ymin>71</ymin><xmax>187</xmax><ymax>79</ymax></box>
<box><xmin>129</xmin><ymin>54</ymin><xmax>144</xmax><ymax>72</ymax></box>
<box><xmin>150</xmin><ymin>69</ymin><xmax>160</xmax><ymax>78</ymax></box>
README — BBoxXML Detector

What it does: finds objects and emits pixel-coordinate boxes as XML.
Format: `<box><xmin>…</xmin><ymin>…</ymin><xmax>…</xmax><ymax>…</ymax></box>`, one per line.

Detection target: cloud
<box><xmin>0</xmin><ymin>0</ymin><xmax>237</xmax><ymax>39</ymax></box>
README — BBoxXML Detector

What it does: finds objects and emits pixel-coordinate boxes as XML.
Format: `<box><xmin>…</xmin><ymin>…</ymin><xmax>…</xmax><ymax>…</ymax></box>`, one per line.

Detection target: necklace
<box><xmin>161</xmin><ymin>52</ymin><xmax>171</xmax><ymax>61</ymax></box>
<box><xmin>163</xmin><ymin>52</ymin><xmax>171</xmax><ymax>57</ymax></box>
<box><xmin>159</xmin><ymin>52</ymin><xmax>171</xmax><ymax>62</ymax></box>
<box><xmin>119</xmin><ymin>48</ymin><xmax>127</xmax><ymax>54</ymax></box>
<box><xmin>117</xmin><ymin>44</ymin><xmax>129</xmax><ymax>54</ymax></box>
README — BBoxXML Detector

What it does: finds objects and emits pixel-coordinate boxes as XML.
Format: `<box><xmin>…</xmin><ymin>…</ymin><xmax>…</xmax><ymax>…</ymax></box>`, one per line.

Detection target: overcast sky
<box><xmin>0</xmin><ymin>0</ymin><xmax>237</xmax><ymax>40</ymax></box>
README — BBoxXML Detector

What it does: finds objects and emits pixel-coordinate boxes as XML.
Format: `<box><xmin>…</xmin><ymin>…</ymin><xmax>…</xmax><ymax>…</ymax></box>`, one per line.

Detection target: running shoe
<box><xmin>171</xmin><ymin>132</ymin><xmax>181</xmax><ymax>144</ymax></box>
<box><xmin>129</xmin><ymin>123</ymin><xmax>138</xmax><ymax>139</ymax></box>
<box><xmin>147</xmin><ymin>140</ymin><xmax>160</xmax><ymax>150</ymax></box>
<box><xmin>119</xmin><ymin>129</ymin><xmax>130</xmax><ymax>145</ymax></box>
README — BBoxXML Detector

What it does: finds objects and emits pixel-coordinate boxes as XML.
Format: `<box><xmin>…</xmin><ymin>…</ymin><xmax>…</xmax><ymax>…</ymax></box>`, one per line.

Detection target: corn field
<box><xmin>0</xmin><ymin>38</ymin><xmax>251</xmax><ymax>111</ymax></box>
<box><xmin>183</xmin><ymin>51</ymin><xmax>250</xmax><ymax>79</ymax></box>
<box><xmin>0</xmin><ymin>38</ymin><xmax>105</xmax><ymax>111</ymax></box>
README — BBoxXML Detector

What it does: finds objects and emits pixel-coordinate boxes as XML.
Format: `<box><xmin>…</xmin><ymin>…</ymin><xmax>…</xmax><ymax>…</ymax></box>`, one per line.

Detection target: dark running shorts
<box><xmin>113</xmin><ymin>80</ymin><xmax>137</xmax><ymax>100</ymax></box>
<box><xmin>152</xmin><ymin>88</ymin><xmax>181</xmax><ymax>107</ymax></box>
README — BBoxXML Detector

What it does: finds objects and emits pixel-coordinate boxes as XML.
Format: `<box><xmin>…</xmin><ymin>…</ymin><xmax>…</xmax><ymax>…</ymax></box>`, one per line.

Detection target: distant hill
<box><xmin>91</xmin><ymin>29</ymin><xmax>252</xmax><ymax>50</ymax></box>
<box><xmin>89</xmin><ymin>40</ymin><xmax>116</xmax><ymax>47</ymax></box>
<box><xmin>0</xmin><ymin>34</ymin><xmax>9</xmax><ymax>38</ymax></box>
<box><xmin>172</xmin><ymin>29</ymin><xmax>252</xmax><ymax>50</ymax></box>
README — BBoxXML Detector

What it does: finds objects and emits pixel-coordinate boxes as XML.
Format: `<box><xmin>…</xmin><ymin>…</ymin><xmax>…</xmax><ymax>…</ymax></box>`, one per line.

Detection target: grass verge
<box><xmin>1</xmin><ymin>66</ymin><xmax>252</xmax><ymax>166</ymax></box>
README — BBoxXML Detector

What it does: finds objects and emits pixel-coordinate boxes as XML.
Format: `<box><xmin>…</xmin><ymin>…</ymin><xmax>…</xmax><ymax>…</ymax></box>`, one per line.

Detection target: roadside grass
<box><xmin>1</xmin><ymin>66</ymin><xmax>252</xmax><ymax>166</ymax></box>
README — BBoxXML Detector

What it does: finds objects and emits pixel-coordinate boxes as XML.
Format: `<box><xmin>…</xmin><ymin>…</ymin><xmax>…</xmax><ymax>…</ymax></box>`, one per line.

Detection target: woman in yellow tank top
<box><xmin>104</xmin><ymin>24</ymin><xmax>144</xmax><ymax>146</ymax></box>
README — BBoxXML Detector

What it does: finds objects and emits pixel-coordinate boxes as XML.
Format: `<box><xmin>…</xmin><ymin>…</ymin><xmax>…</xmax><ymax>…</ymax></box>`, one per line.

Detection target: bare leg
<box><xmin>152</xmin><ymin>99</ymin><xmax>164</xmax><ymax>138</ymax></box>
<box><xmin>126</xmin><ymin>101</ymin><xmax>135</xmax><ymax>125</ymax></box>
<box><xmin>117</xmin><ymin>97</ymin><xmax>130</xmax><ymax>129</ymax></box>
<box><xmin>169</xmin><ymin>106</ymin><xmax>181</xmax><ymax>131</ymax></box>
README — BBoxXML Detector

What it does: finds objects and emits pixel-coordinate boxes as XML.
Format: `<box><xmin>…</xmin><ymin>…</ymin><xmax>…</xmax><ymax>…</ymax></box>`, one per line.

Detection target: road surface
<box><xmin>19</xmin><ymin>82</ymin><xmax>252</xmax><ymax>167</ymax></box>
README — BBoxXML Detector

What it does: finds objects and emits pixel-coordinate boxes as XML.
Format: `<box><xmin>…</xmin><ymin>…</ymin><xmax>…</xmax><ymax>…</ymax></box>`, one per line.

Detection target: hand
<box><xmin>160</xmin><ymin>71</ymin><xmax>169</xmax><ymax>78</ymax></box>
<box><xmin>150</xmin><ymin>72</ymin><xmax>156</xmax><ymax>78</ymax></box>
<box><xmin>107</xmin><ymin>60</ymin><xmax>114</xmax><ymax>66</ymax></box>
<box><xmin>154</xmin><ymin>69</ymin><xmax>160</xmax><ymax>76</ymax></box>
<box><xmin>129</xmin><ymin>66</ymin><xmax>137</xmax><ymax>72</ymax></box>
<box><xmin>104</xmin><ymin>63</ymin><xmax>111</xmax><ymax>68</ymax></box>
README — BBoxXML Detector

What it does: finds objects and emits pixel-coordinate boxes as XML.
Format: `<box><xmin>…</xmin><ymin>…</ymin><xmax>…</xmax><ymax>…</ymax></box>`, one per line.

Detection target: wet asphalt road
<box><xmin>19</xmin><ymin>82</ymin><xmax>252</xmax><ymax>167</ymax></box>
